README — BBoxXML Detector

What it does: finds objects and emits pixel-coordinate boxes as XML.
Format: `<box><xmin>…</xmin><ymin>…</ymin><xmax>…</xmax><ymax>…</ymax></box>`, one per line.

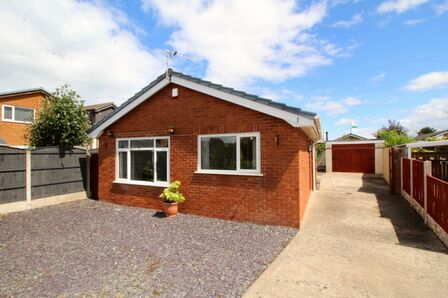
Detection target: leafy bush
<box><xmin>28</xmin><ymin>84</ymin><xmax>89</xmax><ymax>147</ymax></box>
<box><xmin>159</xmin><ymin>181</ymin><xmax>185</xmax><ymax>204</ymax></box>
<box><xmin>377</xmin><ymin>130</ymin><xmax>414</xmax><ymax>147</ymax></box>
<box><xmin>316</xmin><ymin>143</ymin><xmax>326</xmax><ymax>159</ymax></box>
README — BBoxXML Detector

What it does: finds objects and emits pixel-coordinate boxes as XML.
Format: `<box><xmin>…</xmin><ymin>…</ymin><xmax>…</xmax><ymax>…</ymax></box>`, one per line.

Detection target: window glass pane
<box><xmin>240</xmin><ymin>136</ymin><xmax>257</xmax><ymax>170</ymax></box>
<box><xmin>201</xmin><ymin>136</ymin><xmax>236</xmax><ymax>170</ymax></box>
<box><xmin>3</xmin><ymin>106</ymin><xmax>12</xmax><ymax>120</ymax></box>
<box><xmin>156</xmin><ymin>138</ymin><xmax>169</xmax><ymax>148</ymax></box>
<box><xmin>118</xmin><ymin>140</ymin><xmax>128</xmax><ymax>148</ymax></box>
<box><xmin>156</xmin><ymin>151</ymin><xmax>168</xmax><ymax>181</ymax></box>
<box><xmin>14</xmin><ymin>107</ymin><xmax>34</xmax><ymax>122</ymax></box>
<box><xmin>130</xmin><ymin>139</ymin><xmax>154</xmax><ymax>148</ymax></box>
<box><xmin>118</xmin><ymin>152</ymin><xmax>127</xmax><ymax>179</ymax></box>
<box><xmin>131</xmin><ymin>150</ymin><xmax>154</xmax><ymax>182</ymax></box>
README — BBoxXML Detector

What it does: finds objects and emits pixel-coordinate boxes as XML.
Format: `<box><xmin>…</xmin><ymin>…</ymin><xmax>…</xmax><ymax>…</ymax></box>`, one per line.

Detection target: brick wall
<box><xmin>0</xmin><ymin>93</ymin><xmax>46</xmax><ymax>145</ymax></box>
<box><xmin>98</xmin><ymin>83</ymin><xmax>313</xmax><ymax>227</ymax></box>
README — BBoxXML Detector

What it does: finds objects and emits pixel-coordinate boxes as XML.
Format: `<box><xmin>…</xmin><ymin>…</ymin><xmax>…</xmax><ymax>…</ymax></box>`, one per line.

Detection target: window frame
<box><xmin>1</xmin><ymin>105</ymin><xmax>35</xmax><ymax>124</ymax></box>
<box><xmin>115</xmin><ymin>136</ymin><xmax>170</xmax><ymax>187</ymax></box>
<box><xmin>197</xmin><ymin>132</ymin><xmax>262</xmax><ymax>176</ymax></box>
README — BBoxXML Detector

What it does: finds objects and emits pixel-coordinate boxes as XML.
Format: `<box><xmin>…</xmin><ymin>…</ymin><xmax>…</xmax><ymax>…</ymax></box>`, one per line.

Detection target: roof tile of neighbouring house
<box><xmin>415</xmin><ymin>129</ymin><xmax>448</xmax><ymax>141</ymax></box>
<box><xmin>88</xmin><ymin>69</ymin><xmax>316</xmax><ymax>134</ymax></box>
<box><xmin>0</xmin><ymin>87</ymin><xmax>50</xmax><ymax>98</ymax></box>
<box><xmin>84</xmin><ymin>102</ymin><xmax>116</xmax><ymax>111</ymax></box>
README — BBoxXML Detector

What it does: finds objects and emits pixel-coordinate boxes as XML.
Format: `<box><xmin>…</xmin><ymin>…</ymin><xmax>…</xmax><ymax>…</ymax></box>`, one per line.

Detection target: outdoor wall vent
<box><xmin>172</xmin><ymin>87</ymin><xmax>178</xmax><ymax>98</ymax></box>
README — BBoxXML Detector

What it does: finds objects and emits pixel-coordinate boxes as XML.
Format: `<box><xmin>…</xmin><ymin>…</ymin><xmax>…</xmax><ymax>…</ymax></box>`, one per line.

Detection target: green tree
<box><xmin>377</xmin><ymin>130</ymin><xmax>414</xmax><ymax>147</ymax></box>
<box><xmin>375</xmin><ymin>119</ymin><xmax>408</xmax><ymax>137</ymax></box>
<box><xmin>28</xmin><ymin>85</ymin><xmax>89</xmax><ymax>147</ymax></box>
<box><xmin>417</xmin><ymin>127</ymin><xmax>436</xmax><ymax>136</ymax></box>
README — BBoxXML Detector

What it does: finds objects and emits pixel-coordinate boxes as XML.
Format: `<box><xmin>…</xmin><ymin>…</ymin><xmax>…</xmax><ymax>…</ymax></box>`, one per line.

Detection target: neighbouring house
<box><xmin>334</xmin><ymin>133</ymin><xmax>367</xmax><ymax>141</ymax></box>
<box><xmin>0</xmin><ymin>88</ymin><xmax>49</xmax><ymax>146</ymax></box>
<box><xmin>325</xmin><ymin>133</ymin><xmax>385</xmax><ymax>174</ymax></box>
<box><xmin>415</xmin><ymin>129</ymin><xmax>448</xmax><ymax>141</ymax></box>
<box><xmin>84</xmin><ymin>102</ymin><xmax>116</xmax><ymax>149</ymax></box>
<box><xmin>88</xmin><ymin>69</ymin><xmax>321</xmax><ymax>227</ymax></box>
<box><xmin>317</xmin><ymin>133</ymin><xmax>368</xmax><ymax>171</ymax></box>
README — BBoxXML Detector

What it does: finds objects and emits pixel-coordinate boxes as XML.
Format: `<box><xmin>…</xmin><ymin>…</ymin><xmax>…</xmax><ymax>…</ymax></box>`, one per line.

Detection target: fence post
<box><xmin>86</xmin><ymin>149</ymin><xmax>91</xmax><ymax>198</ymax></box>
<box><xmin>400</xmin><ymin>158</ymin><xmax>403</xmax><ymax>196</ymax></box>
<box><xmin>25</xmin><ymin>149</ymin><xmax>31</xmax><ymax>209</ymax></box>
<box><xmin>410</xmin><ymin>158</ymin><xmax>413</xmax><ymax>200</ymax></box>
<box><xmin>423</xmin><ymin>160</ymin><xmax>432</xmax><ymax>225</ymax></box>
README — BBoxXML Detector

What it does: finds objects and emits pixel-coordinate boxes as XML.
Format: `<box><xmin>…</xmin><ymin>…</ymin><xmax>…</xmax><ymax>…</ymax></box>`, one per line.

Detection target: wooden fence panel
<box><xmin>31</xmin><ymin>147</ymin><xmax>87</xmax><ymax>199</ymax></box>
<box><xmin>412</xmin><ymin>160</ymin><xmax>424</xmax><ymax>207</ymax></box>
<box><xmin>427</xmin><ymin>175</ymin><xmax>448</xmax><ymax>233</ymax></box>
<box><xmin>0</xmin><ymin>146</ymin><xmax>26</xmax><ymax>204</ymax></box>
<box><xmin>402</xmin><ymin>158</ymin><xmax>411</xmax><ymax>195</ymax></box>
<box><xmin>412</xmin><ymin>152</ymin><xmax>448</xmax><ymax>181</ymax></box>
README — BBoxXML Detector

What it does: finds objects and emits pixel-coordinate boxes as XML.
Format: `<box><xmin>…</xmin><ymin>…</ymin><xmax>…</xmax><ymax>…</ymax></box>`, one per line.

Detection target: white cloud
<box><xmin>305</xmin><ymin>96</ymin><xmax>363</xmax><ymax>115</ymax></box>
<box><xmin>343</xmin><ymin>96</ymin><xmax>363</xmax><ymax>106</ymax></box>
<box><xmin>258</xmin><ymin>88</ymin><xmax>304</xmax><ymax>102</ymax></box>
<box><xmin>350</xmin><ymin>127</ymin><xmax>376</xmax><ymax>138</ymax></box>
<box><xmin>0</xmin><ymin>0</ymin><xmax>165</xmax><ymax>104</ymax></box>
<box><xmin>370</xmin><ymin>73</ymin><xmax>386</xmax><ymax>82</ymax></box>
<box><xmin>405</xmin><ymin>71</ymin><xmax>448</xmax><ymax>91</ymax></box>
<box><xmin>143</xmin><ymin>0</ymin><xmax>345</xmax><ymax>87</ymax></box>
<box><xmin>400</xmin><ymin>98</ymin><xmax>448</xmax><ymax>132</ymax></box>
<box><xmin>336</xmin><ymin>118</ymin><xmax>357</xmax><ymax>125</ymax></box>
<box><xmin>403</xmin><ymin>18</ymin><xmax>426</xmax><ymax>25</ymax></box>
<box><xmin>377</xmin><ymin>0</ymin><xmax>430</xmax><ymax>14</ymax></box>
<box><xmin>305</xmin><ymin>100</ymin><xmax>347</xmax><ymax>115</ymax></box>
<box><xmin>332</xmin><ymin>13</ymin><xmax>364</xmax><ymax>28</ymax></box>
<box><xmin>434</xmin><ymin>0</ymin><xmax>448</xmax><ymax>15</ymax></box>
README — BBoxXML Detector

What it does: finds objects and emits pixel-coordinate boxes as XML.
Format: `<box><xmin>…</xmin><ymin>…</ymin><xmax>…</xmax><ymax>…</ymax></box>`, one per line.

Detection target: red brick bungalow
<box><xmin>88</xmin><ymin>69</ymin><xmax>321</xmax><ymax>227</ymax></box>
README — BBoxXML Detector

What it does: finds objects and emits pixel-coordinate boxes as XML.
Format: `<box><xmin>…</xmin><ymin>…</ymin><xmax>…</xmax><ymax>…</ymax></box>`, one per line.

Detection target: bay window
<box><xmin>116</xmin><ymin>137</ymin><xmax>169</xmax><ymax>186</ymax></box>
<box><xmin>198</xmin><ymin>132</ymin><xmax>261</xmax><ymax>175</ymax></box>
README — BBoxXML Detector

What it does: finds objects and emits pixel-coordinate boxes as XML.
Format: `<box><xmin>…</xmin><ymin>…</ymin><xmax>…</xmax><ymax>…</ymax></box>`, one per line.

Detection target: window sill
<box><xmin>194</xmin><ymin>170</ymin><xmax>263</xmax><ymax>177</ymax></box>
<box><xmin>1</xmin><ymin>119</ymin><xmax>33</xmax><ymax>124</ymax></box>
<box><xmin>113</xmin><ymin>180</ymin><xmax>168</xmax><ymax>187</ymax></box>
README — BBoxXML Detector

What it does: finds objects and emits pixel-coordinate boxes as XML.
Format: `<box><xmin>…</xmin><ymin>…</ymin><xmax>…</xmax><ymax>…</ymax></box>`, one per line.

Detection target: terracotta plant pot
<box><xmin>163</xmin><ymin>202</ymin><xmax>179</xmax><ymax>217</ymax></box>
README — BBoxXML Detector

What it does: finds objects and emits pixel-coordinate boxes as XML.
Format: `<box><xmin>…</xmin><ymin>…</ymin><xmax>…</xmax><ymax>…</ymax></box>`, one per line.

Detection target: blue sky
<box><xmin>1</xmin><ymin>0</ymin><xmax>447</xmax><ymax>139</ymax></box>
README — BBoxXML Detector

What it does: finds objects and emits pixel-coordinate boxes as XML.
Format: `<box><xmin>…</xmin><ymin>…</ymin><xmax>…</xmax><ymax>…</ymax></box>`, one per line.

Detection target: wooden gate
<box><xmin>332</xmin><ymin>143</ymin><xmax>375</xmax><ymax>173</ymax></box>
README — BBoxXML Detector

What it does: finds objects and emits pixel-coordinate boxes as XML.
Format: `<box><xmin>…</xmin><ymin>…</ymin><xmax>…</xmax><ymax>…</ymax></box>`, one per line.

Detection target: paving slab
<box><xmin>244</xmin><ymin>173</ymin><xmax>448</xmax><ymax>298</ymax></box>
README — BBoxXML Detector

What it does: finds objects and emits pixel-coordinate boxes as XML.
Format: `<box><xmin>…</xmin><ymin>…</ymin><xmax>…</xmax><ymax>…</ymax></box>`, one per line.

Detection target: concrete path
<box><xmin>244</xmin><ymin>173</ymin><xmax>448</xmax><ymax>298</ymax></box>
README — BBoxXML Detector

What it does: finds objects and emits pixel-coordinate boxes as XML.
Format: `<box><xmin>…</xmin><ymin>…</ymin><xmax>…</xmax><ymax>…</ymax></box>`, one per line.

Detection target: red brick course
<box><xmin>98</xmin><ymin>83</ymin><xmax>313</xmax><ymax>227</ymax></box>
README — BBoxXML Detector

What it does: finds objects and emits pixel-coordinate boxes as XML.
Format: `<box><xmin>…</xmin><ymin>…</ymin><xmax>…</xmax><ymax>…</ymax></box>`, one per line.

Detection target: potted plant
<box><xmin>159</xmin><ymin>180</ymin><xmax>185</xmax><ymax>217</ymax></box>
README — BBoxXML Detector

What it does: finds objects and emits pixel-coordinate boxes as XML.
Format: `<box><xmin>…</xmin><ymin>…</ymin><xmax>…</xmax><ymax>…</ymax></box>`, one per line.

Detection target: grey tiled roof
<box><xmin>88</xmin><ymin>69</ymin><xmax>316</xmax><ymax>133</ymax></box>
<box><xmin>415</xmin><ymin>129</ymin><xmax>448</xmax><ymax>141</ymax></box>
<box><xmin>0</xmin><ymin>87</ymin><xmax>50</xmax><ymax>98</ymax></box>
<box><xmin>84</xmin><ymin>102</ymin><xmax>116</xmax><ymax>111</ymax></box>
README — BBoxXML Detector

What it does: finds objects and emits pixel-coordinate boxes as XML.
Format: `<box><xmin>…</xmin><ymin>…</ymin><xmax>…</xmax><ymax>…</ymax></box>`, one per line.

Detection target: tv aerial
<box><xmin>165</xmin><ymin>50</ymin><xmax>196</xmax><ymax>69</ymax></box>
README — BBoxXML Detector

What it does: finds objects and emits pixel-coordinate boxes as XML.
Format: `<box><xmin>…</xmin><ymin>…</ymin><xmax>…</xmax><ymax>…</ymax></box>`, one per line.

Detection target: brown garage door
<box><xmin>332</xmin><ymin>143</ymin><xmax>375</xmax><ymax>173</ymax></box>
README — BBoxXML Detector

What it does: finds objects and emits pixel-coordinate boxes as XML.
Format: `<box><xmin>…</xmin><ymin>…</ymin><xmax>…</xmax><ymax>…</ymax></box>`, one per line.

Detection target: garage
<box><xmin>325</xmin><ymin>140</ymin><xmax>385</xmax><ymax>174</ymax></box>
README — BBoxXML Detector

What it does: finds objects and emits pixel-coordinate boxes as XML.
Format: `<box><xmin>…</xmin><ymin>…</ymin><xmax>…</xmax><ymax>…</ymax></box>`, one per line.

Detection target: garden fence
<box><xmin>0</xmin><ymin>145</ymin><xmax>89</xmax><ymax>212</ymax></box>
<box><xmin>401</xmin><ymin>157</ymin><xmax>448</xmax><ymax>247</ymax></box>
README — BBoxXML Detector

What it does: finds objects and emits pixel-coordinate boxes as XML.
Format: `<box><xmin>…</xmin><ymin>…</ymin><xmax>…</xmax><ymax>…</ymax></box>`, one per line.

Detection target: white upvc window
<box><xmin>197</xmin><ymin>132</ymin><xmax>261</xmax><ymax>176</ymax></box>
<box><xmin>115</xmin><ymin>137</ymin><xmax>170</xmax><ymax>187</ymax></box>
<box><xmin>2</xmin><ymin>105</ymin><xmax>35</xmax><ymax>123</ymax></box>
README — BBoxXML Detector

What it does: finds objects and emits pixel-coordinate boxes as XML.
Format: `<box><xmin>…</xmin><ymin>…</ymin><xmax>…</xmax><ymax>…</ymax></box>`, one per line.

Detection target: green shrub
<box><xmin>159</xmin><ymin>181</ymin><xmax>185</xmax><ymax>204</ymax></box>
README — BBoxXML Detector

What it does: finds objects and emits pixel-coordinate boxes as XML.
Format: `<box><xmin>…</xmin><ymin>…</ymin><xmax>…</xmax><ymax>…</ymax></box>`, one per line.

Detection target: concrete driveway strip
<box><xmin>244</xmin><ymin>173</ymin><xmax>448</xmax><ymax>298</ymax></box>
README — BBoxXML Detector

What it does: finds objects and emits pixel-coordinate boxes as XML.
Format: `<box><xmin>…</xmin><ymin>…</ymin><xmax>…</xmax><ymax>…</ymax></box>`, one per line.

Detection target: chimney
<box><xmin>326</xmin><ymin>131</ymin><xmax>329</xmax><ymax>141</ymax></box>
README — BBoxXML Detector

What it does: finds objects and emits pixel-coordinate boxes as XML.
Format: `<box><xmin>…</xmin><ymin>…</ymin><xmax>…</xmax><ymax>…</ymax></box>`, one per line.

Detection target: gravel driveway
<box><xmin>0</xmin><ymin>200</ymin><xmax>296</xmax><ymax>297</ymax></box>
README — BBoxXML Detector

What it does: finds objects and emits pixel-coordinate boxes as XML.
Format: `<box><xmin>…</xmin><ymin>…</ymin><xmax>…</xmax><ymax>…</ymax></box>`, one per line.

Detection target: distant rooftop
<box><xmin>84</xmin><ymin>102</ymin><xmax>116</xmax><ymax>111</ymax></box>
<box><xmin>415</xmin><ymin>129</ymin><xmax>448</xmax><ymax>141</ymax></box>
